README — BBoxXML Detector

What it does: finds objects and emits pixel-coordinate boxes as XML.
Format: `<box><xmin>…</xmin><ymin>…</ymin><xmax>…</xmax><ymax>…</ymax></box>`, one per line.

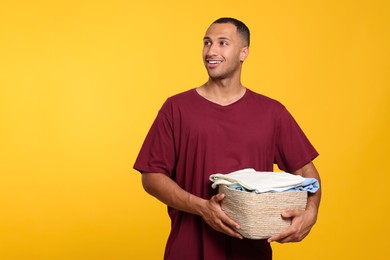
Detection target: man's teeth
<box><xmin>208</xmin><ymin>61</ymin><xmax>221</xmax><ymax>64</ymax></box>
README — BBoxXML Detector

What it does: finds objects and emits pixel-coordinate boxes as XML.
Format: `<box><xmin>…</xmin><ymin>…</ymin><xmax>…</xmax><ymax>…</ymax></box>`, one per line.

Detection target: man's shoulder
<box><xmin>246</xmin><ymin>88</ymin><xmax>285</xmax><ymax>108</ymax></box>
<box><xmin>160</xmin><ymin>89</ymin><xmax>198</xmax><ymax>112</ymax></box>
<box><xmin>168</xmin><ymin>89</ymin><xmax>196</xmax><ymax>101</ymax></box>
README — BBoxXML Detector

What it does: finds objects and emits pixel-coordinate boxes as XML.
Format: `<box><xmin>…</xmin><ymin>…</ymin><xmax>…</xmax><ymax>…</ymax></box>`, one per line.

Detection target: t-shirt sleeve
<box><xmin>274</xmin><ymin>106</ymin><xmax>319</xmax><ymax>172</ymax></box>
<box><xmin>133</xmin><ymin>100</ymin><xmax>176</xmax><ymax>176</ymax></box>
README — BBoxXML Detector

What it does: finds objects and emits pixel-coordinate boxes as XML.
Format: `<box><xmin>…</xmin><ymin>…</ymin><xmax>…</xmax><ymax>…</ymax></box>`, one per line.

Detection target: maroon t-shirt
<box><xmin>134</xmin><ymin>88</ymin><xmax>318</xmax><ymax>260</ymax></box>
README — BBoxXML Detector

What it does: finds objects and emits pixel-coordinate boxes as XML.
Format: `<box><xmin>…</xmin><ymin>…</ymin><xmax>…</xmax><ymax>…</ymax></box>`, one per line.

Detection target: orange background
<box><xmin>1</xmin><ymin>0</ymin><xmax>389</xmax><ymax>259</ymax></box>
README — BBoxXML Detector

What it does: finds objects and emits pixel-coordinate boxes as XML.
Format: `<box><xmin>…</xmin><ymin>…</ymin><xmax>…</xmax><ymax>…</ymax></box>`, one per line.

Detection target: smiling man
<box><xmin>134</xmin><ymin>17</ymin><xmax>321</xmax><ymax>260</ymax></box>
<box><xmin>198</xmin><ymin>20</ymin><xmax>249</xmax><ymax>104</ymax></box>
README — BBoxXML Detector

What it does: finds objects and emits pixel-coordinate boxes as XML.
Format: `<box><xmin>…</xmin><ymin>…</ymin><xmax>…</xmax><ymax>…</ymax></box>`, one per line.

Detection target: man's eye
<box><xmin>204</xmin><ymin>41</ymin><xmax>211</xmax><ymax>46</ymax></box>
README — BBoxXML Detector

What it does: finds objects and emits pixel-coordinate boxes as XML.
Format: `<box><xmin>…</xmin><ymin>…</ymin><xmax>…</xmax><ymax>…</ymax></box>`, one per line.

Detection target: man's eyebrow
<box><xmin>203</xmin><ymin>36</ymin><xmax>231</xmax><ymax>41</ymax></box>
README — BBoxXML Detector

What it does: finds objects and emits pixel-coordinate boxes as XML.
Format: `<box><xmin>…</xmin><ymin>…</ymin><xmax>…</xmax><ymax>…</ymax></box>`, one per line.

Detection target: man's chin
<box><xmin>207</xmin><ymin>72</ymin><xmax>226</xmax><ymax>81</ymax></box>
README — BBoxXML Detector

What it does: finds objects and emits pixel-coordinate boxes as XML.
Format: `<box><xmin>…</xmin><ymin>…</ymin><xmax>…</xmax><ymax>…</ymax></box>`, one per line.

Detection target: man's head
<box><xmin>203</xmin><ymin>17</ymin><xmax>250</xmax><ymax>81</ymax></box>
<box><xmin>212</xmin><ymin>17</ymin><xmax>250</xmax><ymax>47</ymax></box>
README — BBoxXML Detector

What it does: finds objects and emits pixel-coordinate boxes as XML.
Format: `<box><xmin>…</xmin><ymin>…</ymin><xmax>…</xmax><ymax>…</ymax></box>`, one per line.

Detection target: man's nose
<box><xmin>206</xmin><ymin>43</ymin><xmax>218</xmax><ymax>56</ymax></box>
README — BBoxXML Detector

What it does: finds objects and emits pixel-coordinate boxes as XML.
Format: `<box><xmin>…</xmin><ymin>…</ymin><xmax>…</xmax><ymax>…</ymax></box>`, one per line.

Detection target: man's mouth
<box><xmin>207</xmin><ymin>60</ymin><xmax>222</xmax><ymax>64</ymax></box>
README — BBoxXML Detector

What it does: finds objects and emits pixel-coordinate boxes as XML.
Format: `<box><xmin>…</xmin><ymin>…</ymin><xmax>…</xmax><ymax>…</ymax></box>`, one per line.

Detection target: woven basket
<box><xmin>219</xmin><ymin>185</ymin><xmax>307</xmax><ymax>239</ymax></box>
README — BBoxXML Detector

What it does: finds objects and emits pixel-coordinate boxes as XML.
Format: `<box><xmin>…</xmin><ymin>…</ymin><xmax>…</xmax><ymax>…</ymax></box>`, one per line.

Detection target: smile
<box><xmin>207</xmin><ymin>60</ymin><xmax>222</xmax><ymax>64</ymax></box>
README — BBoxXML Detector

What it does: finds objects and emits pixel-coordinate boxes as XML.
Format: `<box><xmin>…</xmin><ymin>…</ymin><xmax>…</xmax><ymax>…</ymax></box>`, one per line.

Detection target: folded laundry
<box><xmin>210</xmin><ymin>168</ymin><xmax>319</xmax><ymax>193</ymax></box>
<box><xmin>285</xmin><ymin>177</ymin><xmax>320</xmax><ymax>193</ymax></box>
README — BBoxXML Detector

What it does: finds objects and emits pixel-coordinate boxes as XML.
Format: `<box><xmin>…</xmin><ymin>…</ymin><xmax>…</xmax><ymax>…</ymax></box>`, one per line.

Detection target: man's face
<box><xmin>202</xmin><ymin>22</ymin><xmax>248</xmax><ymax>80</ymax></box>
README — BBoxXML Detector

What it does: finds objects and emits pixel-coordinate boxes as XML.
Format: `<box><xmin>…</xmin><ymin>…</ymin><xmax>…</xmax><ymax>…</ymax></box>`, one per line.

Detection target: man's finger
<box><xmin>212</xmin><ymin>193</ymin><xmax>225</xmax><ymax>203</ymax></box>
<box><xmin>281</xmin><ymin>209</ymin><xmax>303</xmax><ymax>219</ymax></box>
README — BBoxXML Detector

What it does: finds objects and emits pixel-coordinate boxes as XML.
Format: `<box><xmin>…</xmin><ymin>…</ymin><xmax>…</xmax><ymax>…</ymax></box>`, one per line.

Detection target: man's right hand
<box><xmin>198</xmin><ymin>193</ymin><xmax>243</xmax><ymax>239</ymax></box>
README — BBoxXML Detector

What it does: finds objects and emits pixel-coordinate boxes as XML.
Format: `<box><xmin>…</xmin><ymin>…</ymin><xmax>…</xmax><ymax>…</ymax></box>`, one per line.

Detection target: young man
<box><xmin>134</xmin><ymin>17</ymin><xmax>321</xmax><ymax>260</ymax></box>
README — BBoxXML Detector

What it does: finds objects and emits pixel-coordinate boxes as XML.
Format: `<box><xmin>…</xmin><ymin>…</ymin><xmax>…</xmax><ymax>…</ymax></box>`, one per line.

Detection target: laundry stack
<box><xmin>209</xmin><ymin>169</ymin><xmax>320</xmax><ymax>239</ymax></box>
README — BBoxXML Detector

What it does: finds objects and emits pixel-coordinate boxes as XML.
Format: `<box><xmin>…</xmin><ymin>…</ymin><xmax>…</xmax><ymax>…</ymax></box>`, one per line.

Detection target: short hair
<box><xmin>212</xmin><ymin>17</ymin><xmax>250</xmax><ymax>47</ymax></box>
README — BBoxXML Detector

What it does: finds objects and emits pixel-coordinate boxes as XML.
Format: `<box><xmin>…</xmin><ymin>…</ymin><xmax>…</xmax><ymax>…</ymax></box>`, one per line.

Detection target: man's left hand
<box><xmin>267</xmin><ymin>206</ymin><xmax>317</xmax><ymax>243</ymax></box>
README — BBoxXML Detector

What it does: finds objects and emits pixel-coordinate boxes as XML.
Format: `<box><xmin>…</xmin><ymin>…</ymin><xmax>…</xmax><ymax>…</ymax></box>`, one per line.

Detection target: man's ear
<box><xmin>240</xmin><ymin>46</ymin><xmax>249</xmax><ymax>62</ymax></box>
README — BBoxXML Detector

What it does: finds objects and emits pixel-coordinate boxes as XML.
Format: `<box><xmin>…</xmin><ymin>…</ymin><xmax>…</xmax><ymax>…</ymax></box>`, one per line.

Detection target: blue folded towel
<box><xmin>229</xmin><ymin>177</ymin><xmax>319</xmax><ymax>194</ymax></box>
<box><xmin>284</xmin><ymin>178</ymin><xmax>319</xmax><ymax>193</ymax></box>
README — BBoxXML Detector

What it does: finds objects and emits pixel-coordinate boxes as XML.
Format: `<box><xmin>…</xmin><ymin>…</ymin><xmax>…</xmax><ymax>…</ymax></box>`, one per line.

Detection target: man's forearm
<box><xmin>141</xmin><ymin>172</ymin><xmax>244</xmax><ymax>239</ymax></box>
<box><xmin>141</xmin><ymin>172</ymin><xmax>206</xmax><ymax>216</ymax></box>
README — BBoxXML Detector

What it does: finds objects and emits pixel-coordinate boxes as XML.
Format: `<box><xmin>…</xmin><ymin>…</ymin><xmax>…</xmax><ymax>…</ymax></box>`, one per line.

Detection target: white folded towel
<box><xmin>209</xmin><ymin>168</ymin><xmax>306</xmax><ymax>193</ymax></box>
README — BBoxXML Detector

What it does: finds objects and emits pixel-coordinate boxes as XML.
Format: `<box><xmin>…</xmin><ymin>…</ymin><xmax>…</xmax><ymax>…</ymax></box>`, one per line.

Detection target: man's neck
<box><xmin>197</xmin><ymin>79</ymin><xmax>246</xmax><ymax>106</ymax></box>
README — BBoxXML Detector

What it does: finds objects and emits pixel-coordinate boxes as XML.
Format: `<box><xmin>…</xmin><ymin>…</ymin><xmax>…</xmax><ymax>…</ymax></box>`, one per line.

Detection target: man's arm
<box><xmin>268</xmin><ymin>161</ymin><xmax>321</xmax><ymax>243</ymax></box>
<box><xmin>141</xmin><ymin>172</ymin><xmax>243</xmax><ymax>239</ymax></box>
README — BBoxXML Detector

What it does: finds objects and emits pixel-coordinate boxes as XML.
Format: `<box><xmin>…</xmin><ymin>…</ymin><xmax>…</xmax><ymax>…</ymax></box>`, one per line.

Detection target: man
<box><xmin>134</xmin><ymin>17</ymin><xmax>321</xmax><ymax>260</ymax></box>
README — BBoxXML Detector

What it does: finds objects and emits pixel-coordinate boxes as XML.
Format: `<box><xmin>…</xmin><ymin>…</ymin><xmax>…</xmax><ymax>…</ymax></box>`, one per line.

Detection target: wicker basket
<box><xmin>219</xmin><ymin>185</ymin><xmax>307</xmax><ymax>239</ymax></box>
